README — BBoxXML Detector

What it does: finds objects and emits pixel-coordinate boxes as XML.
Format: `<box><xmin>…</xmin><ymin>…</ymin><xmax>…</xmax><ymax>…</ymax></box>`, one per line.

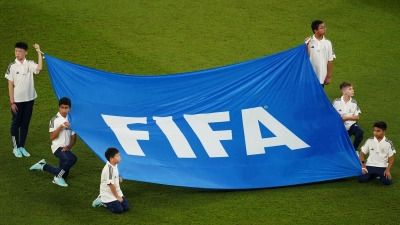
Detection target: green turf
<box><xmin>0</xmin><ymin>0</ymin><xmax>399</xmax><ymax>224</ymax></box>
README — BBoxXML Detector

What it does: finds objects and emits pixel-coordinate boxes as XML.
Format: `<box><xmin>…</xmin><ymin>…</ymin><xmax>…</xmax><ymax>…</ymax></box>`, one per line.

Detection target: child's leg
<box><xmin>43</xmin><ymin>148</ymin><xmax>77</xmax><ymax>178</ymax></box>
<box><xmin>358</xmin><ymin>173</ymin><xmax>372</xmax><ymax>183</ymax></box>
<box><xmin>43</xmin><ymin>164</ymin><xmax>62</xmax><ymax>176</ymax></box>
<box><xmin>347</xmin><ymin>123</ymin><xmax>364</xmax><ymax>151</ymax></box>
<box><xmin>380</xmin><ymin>176</ymin><xmax>392</xmax><ymax>185</ymax></box>
<box><xmin>54</xmin><ymin>148</ymin><xmax>77</xmax><ymax>178</ymax></box>
<box><xmin>18</xmin><ymin>100</ymin><xmax>34</xmax><ymax>148</ymax></box>
<box><xmin>360</xmin><ymin>166</ymin><xmax>391</xmax><ymax>185</ymax></box>
<box><xmin>359</xmin><ymin>166</ymin><xmax>377</xmax><ymax>183</ymax></box>
<box><xmin>104</xmin><ymin>200</ymin><xmax>124</xmax><ymax>214</ymax></box>
<box><xmin>121</xmin><ymin>196</ymin><xmax>130</xmax><ymax>212</ymax></box>
<box><xmin>10</xmin><ymin>103</ymin><xmax>23</xmax><ymax>148</ymax></box>
<box><xmin>352</xmin><ymin>124</ymin><xmax>364</xmax><ymax>150</ymax></box>
<box><xmin>58</xmin><ymin>152</ymin><xmax>76</xmax><ymax>179</ymax></box>
<box><xmin>374</xmin><ymin>167</ymin><xmax>393</xmax><ymax>185</ymax></box>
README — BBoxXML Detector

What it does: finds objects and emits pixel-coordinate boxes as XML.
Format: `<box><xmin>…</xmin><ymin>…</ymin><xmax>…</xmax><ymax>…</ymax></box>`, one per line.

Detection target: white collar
<box><xmin>312</xmin><ymin>34</ymin><xmax>326</xmax><ymax>41</ymax></box>
<box><xmin>341</xmin><ymin>95</ymin><xmax>352</xmax><ymax>103</ymax></box>
<box><xmin>107</xmin><ymin>160</ymin><xmax>117</xmax><ymax>168</ymax></box>
<box><xmin>15</xmin><ymin>58</ymin><xmax>27</xmax><ymax>65</ymax></box>
<box><xmin>374</xmin><ymin>136</ymin><xmax>386</xmax><ymax>143</ymax></box>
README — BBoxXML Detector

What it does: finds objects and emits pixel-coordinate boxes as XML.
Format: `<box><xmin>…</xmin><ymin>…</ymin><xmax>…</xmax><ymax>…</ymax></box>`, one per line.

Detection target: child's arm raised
<box><xmin>33</xmin><ymin>44</ymin><xmax>43</xmax><ymax>71</ymax></box>
<box><xmin>50</xmin><ymin>121</ymin><xmax>69</xmax><ymax>140</ymax></box>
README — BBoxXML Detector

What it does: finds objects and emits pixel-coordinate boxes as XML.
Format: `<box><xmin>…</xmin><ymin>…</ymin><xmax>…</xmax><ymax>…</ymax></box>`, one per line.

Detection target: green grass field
<box><xmin>1</xmin><ymin>0</ymin><xmax>399</xmax><ymax>224</ymax></box>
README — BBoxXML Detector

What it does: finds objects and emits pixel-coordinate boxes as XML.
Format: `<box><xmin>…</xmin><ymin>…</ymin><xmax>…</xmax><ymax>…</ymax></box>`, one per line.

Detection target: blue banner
<box><xmin>45</xmin><ymin>44</ymin><xmax>361</xmax><ymax>189</ymax></box>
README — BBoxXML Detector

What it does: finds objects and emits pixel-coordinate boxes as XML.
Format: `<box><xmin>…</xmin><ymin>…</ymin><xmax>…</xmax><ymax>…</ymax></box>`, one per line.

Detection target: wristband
<box><xmin>326</xmin><ymin>76</ymin><xmax>331</xmax><ymax>78</ymax></box>
<box><xmin>67</xmin><ymin>145</ymin><xmax>72</xmax><ymax>149</ymax></box>
<box><xmin>10</xmin><ymin>102</ymin><xmax>15</xmax><ymax>105</ymax></box>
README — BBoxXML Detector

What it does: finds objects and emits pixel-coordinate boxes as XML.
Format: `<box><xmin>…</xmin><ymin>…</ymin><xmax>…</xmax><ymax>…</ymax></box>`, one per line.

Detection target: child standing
<box><xmin>359</xmin><ymin>121</ymin><xmax>396</xmax><ymax>185</ymax></box>
<box><xmin>92</xmin><ymin>147</ymin><xmax>130</xmax><ymax>214</ymax></box>
<box><xmin>305</xmin><ymin>20</ymin><xmax>336</xmax><ymax>87</ymax></box>
<box><xmin>29</xmin><ymin>97</ymin><xmax>77</xmax><ymax>187</ymax></box>
<box><xmin>332</xmin><ymin>82</ymin><xmax>364</xmax><ymax>152</ymax></box>
<box><xmin>5</xmin><ymin>41</ymin><xmax>43</xmax><ymax>157</ymax></box>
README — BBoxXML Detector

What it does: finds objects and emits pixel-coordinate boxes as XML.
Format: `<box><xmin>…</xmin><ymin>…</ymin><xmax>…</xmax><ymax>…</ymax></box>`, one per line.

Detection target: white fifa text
<box><xmin>101</xmin><ymin>106</ymin><xmax>310</xmax><ymax>158</ymax></box>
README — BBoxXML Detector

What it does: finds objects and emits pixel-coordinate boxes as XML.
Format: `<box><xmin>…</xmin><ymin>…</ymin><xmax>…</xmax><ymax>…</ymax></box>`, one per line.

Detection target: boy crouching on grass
<box><xmin>332</xmin><ymin>82</ymin><xmax>364</xmax><ymax>154</ymax></box>
<box><xmin>359</xmin><ymin>121</ymin><xmax>396</xmax><ymax>185</ymax></box>
<box><xmin>29</xmin><ymin>97</ymin><xmax>77</xmax><ymax>187</ymax></box>
<box><xmin>92</xmin><ymin>147</ymin><xmax>130</xmax><ymax>214</ymax></box>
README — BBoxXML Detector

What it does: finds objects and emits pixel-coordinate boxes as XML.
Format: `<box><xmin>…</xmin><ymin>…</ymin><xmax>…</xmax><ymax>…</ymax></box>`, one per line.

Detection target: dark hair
<box><xmin>374</xmin><ymin>121</ymin><xmax>387</xmax><ymax>131</ymax></box>
<box><xmin>59</xmin><ymin>97</ymin><xmax>71</xmax><ymax>107</ymax></box>
<box><xmin>105</xmin><ymin>147</ymin><xmax>120</xmax><ymax>161</ymax></box>
<box><xmin>311</xmin><ymin>20</ymin><xmax>324</xmax><ymax>33</ymax></box>
<box><xmin>15</xmin><ymin>42</ymin><xmax>28</xmax><ymax>51</ymax></box>
<box><xmin>339</xmin><ymin>82</ymin><xmax>352</xmax><ymax>90</ymax></box>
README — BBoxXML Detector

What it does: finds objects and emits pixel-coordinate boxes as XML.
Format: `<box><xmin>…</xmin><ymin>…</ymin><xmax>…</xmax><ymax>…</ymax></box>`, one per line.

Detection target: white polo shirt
<box><xmin>361</xmin><ymin>136</ymin><xmax>395</xmax><ymax>168</ymax></box>
<box><xmin>332</xmin><ymin>96</ymin><xmax>361</xmax><ymax>130</ymax></box>
<box><xmin>49</xmin><ymin>112</ymin><xmax>75</xmax><ymax>153</ymax></box>
<box><xmin>5</xmin><ymin>58</ymin><xmax>39</xmax><ymax>102</ymax></box>
<box><xmin>100</xmin><ymin>161</ymin><xmax>123</xmax><ymax>203</ymax></box>
<box><xmin>308</xmin><ymin>35</ymin><xmax>335</xmax><ymax>84</ymax></box>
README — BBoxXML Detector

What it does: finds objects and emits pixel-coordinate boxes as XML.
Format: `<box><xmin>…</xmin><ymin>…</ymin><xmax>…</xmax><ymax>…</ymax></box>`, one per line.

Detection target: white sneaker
<box><xmin>52</xmin><ymin>176</ymin><xmax>68</xmax><ymax>187</ymax></box>
<box><xmin>29</xmin><ymin>159</ymin><xmax>46</xmax><ymax>171</ymax></box>
<box><xmin>19</xmin><ymin>147</ymin><xmax>30</xmax><ymax>157</ymax></box>
<box><xmin>13</xmin><ymin>148</ymin><xmax>22</xmax><ymax>157</ymax></box>
<box><xmin>92</xmin><ymin>195</ymin><xmax>105</xmax><ymax>207</ymax></box>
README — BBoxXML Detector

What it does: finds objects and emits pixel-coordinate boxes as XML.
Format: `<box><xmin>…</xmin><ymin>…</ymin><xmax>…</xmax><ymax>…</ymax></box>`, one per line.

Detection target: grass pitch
<box><xmin>0</xmin><ymin>0</ymin><xmax>399</xmax><ymax>224</ymax></box>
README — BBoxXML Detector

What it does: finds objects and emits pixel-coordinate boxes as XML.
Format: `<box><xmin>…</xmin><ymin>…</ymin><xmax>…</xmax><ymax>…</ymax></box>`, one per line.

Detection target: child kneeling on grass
<box><xmin>92</xmin><ymin>147</ymin><xmax>130</xmax><ymax>214</ymax></box>
<box><xmin>29</xmin><ymin>97</ymin><xmax>77</xmax><ymax>187</ymax></box>
<box><xmin>359</xmin><ymin>121</ymin><xmax>396</xmax><ymax>185</ymax></box>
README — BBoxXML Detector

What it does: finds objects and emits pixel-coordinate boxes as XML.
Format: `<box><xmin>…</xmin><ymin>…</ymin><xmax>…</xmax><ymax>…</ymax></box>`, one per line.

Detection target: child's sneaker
<box><xmin>19</xmin><ymin>147</ymin><xmax>30</xmax><ymax>157</ymax></box>
<box><xmin>52</xmin><ymin>176</ymin><xmax>68</xmax><ymax>187</ymax></box>
<box><xmin>13</xmin><ymin>148</ymin><xmax>22</xmax><ymax>158</ymax></box>
<box><xmin>92</xmin><ymin>195</ymin><xmax>105</xmax><ymax>207</ymax></box>
<box><xmin>29</xmin><ymin>159</ymin><xmax>46</xmax><ymax>171</ymax></box>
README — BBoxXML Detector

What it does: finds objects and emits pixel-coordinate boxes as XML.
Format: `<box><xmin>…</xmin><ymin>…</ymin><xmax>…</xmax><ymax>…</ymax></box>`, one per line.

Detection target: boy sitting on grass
<box><xmin>359</xmin><ymin>121</ymin><xmax>396</xmax><ymax>185</ymax></box>
<box><xmin>92</xmin><ymin>147</ymin><xmax>130</xmax><ymax>214</ymax></box>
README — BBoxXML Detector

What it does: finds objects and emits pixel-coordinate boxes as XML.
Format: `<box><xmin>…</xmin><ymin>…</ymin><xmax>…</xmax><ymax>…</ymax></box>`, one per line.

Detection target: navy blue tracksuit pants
<box><xmin>359</xmin><ymin>166</ymin><xmax>392</xmax><ymax>185</ymax></box>
<box><xmin>43</xmin><ymin>148</ymin><xmax>77</xmax><ymax>179</ymax></box>
<box><xmin>11</xmin><ymin>100</ymin><xmax>34</xmax><ymax>148</ymax></box>
<box><xmin>348</xmin><ymin>123</ymin><xmax>364</xmax><ymax>150</ymax></box>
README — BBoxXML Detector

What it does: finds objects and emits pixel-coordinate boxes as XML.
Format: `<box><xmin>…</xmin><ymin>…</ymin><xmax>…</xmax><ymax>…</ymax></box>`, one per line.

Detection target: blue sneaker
<box><xmin>52</xmin><ymin>176</ymin><xmax>68</xmax><ymax>187</ymax></box>
<box><xmin>13</xmin><ymin>148</ymin><xmax>22</xmax><ymax>158</ymax></box>
<box><xmin>19</xmin><ymin>147</ymin><xmax>30</xmax><ymax>157</ymax></box>
<box><xmin>30</xmin><ymin>159</ymin><xmax>46</xmax><ymax>171</ymax></box>
<box><xmin>92</xmin><ymin>195</ymin><xmax>105</xmax><ymax>207</ymax></box>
